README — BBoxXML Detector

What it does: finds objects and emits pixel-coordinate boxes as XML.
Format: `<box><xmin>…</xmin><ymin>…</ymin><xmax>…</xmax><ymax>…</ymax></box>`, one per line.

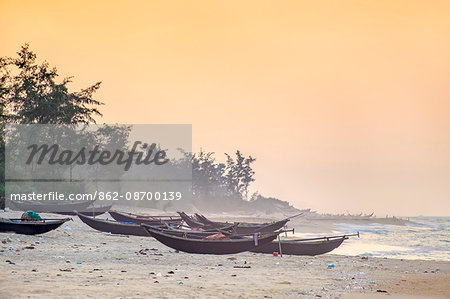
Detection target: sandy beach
<box><xmin>1</xmin><ymin>211</ymin><xmax>448</xmax><ymax>299</ymax></box>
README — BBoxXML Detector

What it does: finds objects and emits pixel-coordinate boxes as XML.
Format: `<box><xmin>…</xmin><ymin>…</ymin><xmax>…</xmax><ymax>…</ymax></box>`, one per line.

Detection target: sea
<box><xmin>295</xmin><ymin>217</ymin><xmax>450</xmax><ymax>261</ymax></box>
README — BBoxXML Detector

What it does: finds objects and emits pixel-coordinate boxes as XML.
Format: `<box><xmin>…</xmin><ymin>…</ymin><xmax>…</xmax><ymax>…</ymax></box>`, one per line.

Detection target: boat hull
<box><xmin>76</xmin><ymin>212</ymin><xmax>149</xmax><ymax>236</ymax></box>
<box><xmin>0</xmin><ymin>218</ymin><xmax>70</xmax><ymax>235</ymax></box>
<box><xmin>234</xmin><ymin>219</ymin><xmax>289</xmax><ymax>234</ymax></box>
<box><xmin>143</xmin><ymin>226</ymin><xmax>280</xmax><ymax>254</ymax></box>
<box><xmin>178</xmin><ymin>212</ymin><xmax>289</xmax><ymax>233</ymax></box>
<box><xmin>251</xmin><ymin>237</ymin><xmax>346</xmax><ymax>256</ymax></box>
<box><xmin>109</xmin><ymin>210</ymin><xmax>182</xmax><ymax>226</ymax></box>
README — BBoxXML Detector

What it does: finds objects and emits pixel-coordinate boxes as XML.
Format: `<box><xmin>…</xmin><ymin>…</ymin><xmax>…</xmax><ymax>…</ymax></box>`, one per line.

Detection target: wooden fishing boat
<box><xmin>75</xmin><ymin>211</ymin><xmax>150</xmax><ymax>237</ymax></box>
<box><xmin>178</xmin><ymin>211</ymin><xmax>206</xmax><ymax>227</ymax></box>
<box><xmin>55</xmin><ymin>205</ymin><xmax>113</xmax><ymax>216</ymax></box>
<box><xmin>234</xmin><ymin>219</ymin><xmax>290</xmax><ymax>234</ymax></box>
<box><xmin>0</xmin><ymin>217</ymin><xmax>71</xmax><ymax>235</ymax></box>
<box><xmin>109</xmin><ymin>210</ymin><xmax>182</xmax><ymax>226</ymax></box>
<box><xmin>9</xmin><ymin>200</ymin><xmax>94</xmax><ymax>213</ymax></box>
<box><xmin>141</xmin><ymin>223</ymin><xmax>238</xmax><ymax>239</ymax></box>
<box><xmin>141</xmin><ymin>225</ymin><xmax>280</xmax><ymax>254</ymax></box>
<box><xmin>178</xmin><ymin>212</ymin><xmax>294</xmax><ymax>234</ymax></box>
<box><xmin>250</xmin><ymin>234</ymin><xmax>359</xmax><ymax>256</ymax></box>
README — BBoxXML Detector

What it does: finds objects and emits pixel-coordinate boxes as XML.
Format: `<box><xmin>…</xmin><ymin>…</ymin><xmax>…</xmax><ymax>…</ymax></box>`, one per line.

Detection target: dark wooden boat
<box><xmin>75</xmin><ymin>211</ymin><xmax>150</xmax><ymax>236</ymax></box>
<box><xmin>178</xmin><ymin>212</ymin><xmax>206</xmax><ymax>227</ymax></box>
<box><xmin>250</xmin><ymin>234</ymin><xmax>359</xmax><ymax>256</ymax></box>
<box><xmin>233</xmin><ymin>219</ymin><xmax>290</xmax><ymax>234</ymax></box>
<box><xmin>56</xmin><ymin>205</ymin><xmax>113</xmax><ymax>216</ymax></box>
<box><xmin>141</xmin><ymin>226</ymin><xmax>280</xmax><ymax>254</ymax></box>
<box><xmin>0</xmin><ymin>217</ymin><xmax>71</xmax><ymax>235</ymax></box>
<box><xmin>9</xmin><ymin>200</ymin><xmax>94</xmax><ymax>213</ymax></box>
<box><xmin>109</xmin><ymin>210</ymin><xmax>182</xmax><ymax>226</ymax></box>
<box><xmin>141</xmin><ymin>223</ymin><xmax>238</xmax><ymax>239</ymax></box>
<box><xmin>178</xmin><ymin>212</ymin><xmax>293</xmax><ymax>234</ymax></box>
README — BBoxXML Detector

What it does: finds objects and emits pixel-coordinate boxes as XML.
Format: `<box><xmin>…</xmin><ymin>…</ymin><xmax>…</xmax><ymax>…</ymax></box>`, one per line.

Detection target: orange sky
<box><xmin>1</xmin><ymin>0</ymin><xmax>449</xmax><ymax>216</ymax></box>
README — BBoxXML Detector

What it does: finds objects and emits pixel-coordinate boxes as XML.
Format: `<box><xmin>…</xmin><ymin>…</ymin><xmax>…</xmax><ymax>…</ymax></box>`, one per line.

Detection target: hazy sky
<box><xmin>2</xmin><ymin>0</ymin><xmax>449</xmax><ymax>216</ymax></box>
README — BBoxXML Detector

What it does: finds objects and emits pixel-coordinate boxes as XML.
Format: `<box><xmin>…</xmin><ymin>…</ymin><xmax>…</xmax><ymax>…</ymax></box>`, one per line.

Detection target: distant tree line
<box><xmin>189</xmin><ymin>150</ymin><xmax>256</xmax><ymax>208</ymax></box>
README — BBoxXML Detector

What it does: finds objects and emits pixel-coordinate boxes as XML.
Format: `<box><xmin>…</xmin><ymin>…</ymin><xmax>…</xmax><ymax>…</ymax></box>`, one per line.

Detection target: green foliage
<box><xmin>0</xmin><ymin>44</ymin><xmax>104</xmax><ymax>208</ymax></box>
<box><xmin>0</xmin><ymin>44</ymin><xmax>103</xmax><ymax>124</ymax></box>
<box><xmin>225</xmin><ymin>150</ymin><xmax>256</xmax><ymax>200</ymax></box>
<box><xmin>191</xmin><ymin>149</ymin><xmax>256</xmax><ymax>211</ymax></box>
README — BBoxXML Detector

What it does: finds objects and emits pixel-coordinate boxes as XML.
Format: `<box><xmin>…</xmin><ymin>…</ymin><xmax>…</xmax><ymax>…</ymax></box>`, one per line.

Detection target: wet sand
<box><xmin>0</xmin><ymin>211</ymin><xmax>448</xmax><ymax>298</ymax></box>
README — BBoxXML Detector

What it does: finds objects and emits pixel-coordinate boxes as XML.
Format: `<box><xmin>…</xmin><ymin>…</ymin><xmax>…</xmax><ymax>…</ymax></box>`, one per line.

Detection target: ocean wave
<box><xmin>330</xmin><ymin>216</ymin><xmax>450</xmax><ymax>261</ymax></box>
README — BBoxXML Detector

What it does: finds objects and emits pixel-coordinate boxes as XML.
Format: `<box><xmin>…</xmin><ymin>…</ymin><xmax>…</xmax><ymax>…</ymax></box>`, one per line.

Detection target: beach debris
<box><xmin>233</xmin><ymin>266</ymin><xmax>251</xmax><ymax>269</ymax></box>
<box><xmin>231</xmin><ymin>274</ymin><xmax>237</xmax><ymax>277</ymax></box>
<box><xmin>5</xmin><ymin>260</ymin><xmax>15</xmax><ymax>265</ymax></box>
<box><xmin>121</xmin><ymin>270</ymin><xmax>127</xmax><ymax>272</ymax></box>
<box><xmin>150</xmin><ymin>272</ymin><xmax>155</xmax><ymax>275</ymax></box>
<box><xmin>361</xmin><ymin>256</ymin><xmax>369</xmax><ymax>260</ymax></box>
<box><xmin>370</xmin><ymin>281</ymin><xmax>376</xmax><ymax>284</ymax></box>
<box><xmin>102</xmin><ymin>232</ymin><xmax>112</xmax><ymax>235</ymax></box>
<box><xmin>59</xmin><ymin>268</ymin><xmax>72</xmax><ymax>272</ymax></box>
<box><xmin>76</xmin><ymin>262</ymin><xmax>82</xmax><ymax>264</ymax></box>
<box><xmin>65</xmin><ymin>226</ymin><xmax>72</xmax><ymax>231</ymax></box>
<box><xmin>23</xmin><ymin>246</ymin><xmax>35</xmax><ymax>250</ymax></box>
<box><xmin>168</xmin><ymin>271</ymin><xmax>175</xmax><ymax>274</ymax></box>
<box><xmin>376</xmin><ymin>290</ymin><xmax>388</xmax><ymax>293</ymax></box>
<box><xmin>2</xmin><ymin>237</ymin><xmax>13</xmax><ymax>244</ymax></box>
<box><xmin>227</xmin><ymin>257</ymin><xmax>237</xmax><ymax>261</ymax></box>
<box><xmin>177</xmin><ymin>281</ymin><xmax>183</xmax><ymax>285</ymax></box>
<box><xmin>154</xmin><ymin>281</ymin><xmax>159</xmax><ymax>283</ymax></box>
<box><xmin>327</xmin><ymin>264</ymin><xmax>335</xmax><ymax>268</ymax></box>
<box><xmin>273</xmin><ymin>252</ymin><xmax>279</xmax><ymax>256</ymax></box>
<box><xmin>156</xmin><ymin>272</ymin><xmax>162</xmax><ymax>277</ymax></box>
<box><xmin>31</xmin><ymin>269</ymin><xmax>37</xmax><ymax>272</ymax></box>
